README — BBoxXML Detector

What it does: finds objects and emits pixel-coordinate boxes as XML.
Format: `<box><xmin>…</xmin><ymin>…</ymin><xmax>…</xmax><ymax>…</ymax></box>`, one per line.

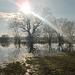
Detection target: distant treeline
<box><xmin>0</xmin><ymin>35</ymin><xmax>9</xmax><ymax>43</ymax></box>
<box><xmin>0</xmin><ymin>35</ymin><xmax>75</xmax><ymax>44</ymax></box>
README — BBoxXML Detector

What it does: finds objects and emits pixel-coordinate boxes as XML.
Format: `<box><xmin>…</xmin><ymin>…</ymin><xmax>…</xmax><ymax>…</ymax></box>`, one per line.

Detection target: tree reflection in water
<box><xmin>1</xmin><ymin>43</ymin><xmax>10</xmax><ymax>47</ymax></box>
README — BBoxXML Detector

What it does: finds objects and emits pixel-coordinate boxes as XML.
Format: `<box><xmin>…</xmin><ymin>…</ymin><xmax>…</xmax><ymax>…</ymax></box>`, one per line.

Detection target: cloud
<box><xmin>0</xmin><ymin>12</ymin><xmax>15</xmax><ymax>18</ymax></box>
<box><xmin>0</xmin><ymin>12</ymin><xmax>16</xmax><ymax>22</ymax></box>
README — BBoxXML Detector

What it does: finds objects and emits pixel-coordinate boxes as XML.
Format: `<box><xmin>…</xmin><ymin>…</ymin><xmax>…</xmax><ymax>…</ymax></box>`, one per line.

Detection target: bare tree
<box><xmin>53</xmin><ymin>18</ymin><xmax>68</xmax><ymax>51</ymax></box>
<box><xmin>43</xmin><ymin>24</ymin><xmax>56</xmax><ymax>51</ymax></box>
<box><xmin>10</xmin><ymin>16</ymin><xmax>22</xmax><ymax>48</ymax></box>
<box><xmin>62</xmin><ymin>21</ymin><xmax>74</xmax><ymax>38</ymax></box>
<box><xmin>62</xmin><ymin>20</ymin><xmax>75</xmax><ymax>52</ymax></box>
<box><xmin>10</xmin><ymin>13</ymin><xmax>44</xmax><ymax>53</ymax></box>
<box><xmin>9</xmin><ymin>7</ymin><xmax>54</xmax><ymax>53</ymax></box>
<box><xmin>53</xmin><ymin>18</ymin><xmax>75</xmax><ymax>52</ymax></box>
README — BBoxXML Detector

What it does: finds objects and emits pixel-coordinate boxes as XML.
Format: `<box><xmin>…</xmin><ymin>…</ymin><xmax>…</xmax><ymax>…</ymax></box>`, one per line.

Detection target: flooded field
<box><xmin>0</xmin><ymin>43</ymin><xmax>75</xmax><ymax>63</ymax></box>
<box><xmin>0</xmin><ymin>43</ymin><xmax>75</xmax><ymax>75</ymax></box>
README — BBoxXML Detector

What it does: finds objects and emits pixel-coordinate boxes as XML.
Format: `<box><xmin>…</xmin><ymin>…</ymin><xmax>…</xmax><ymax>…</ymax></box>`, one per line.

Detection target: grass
<box><xmin>0</xmin><ymin>62</ymin><xmax>26</xmax><ymax>75</ymax></box>
<box><xmin>0</xmin><ymin>52</ymin><xmax>75</xmax><ymax>75</ymax></box>
<box><xmin>26</xmin><ymin>52</ymin><xmax>75</xmax><ymax>75</ymax></box>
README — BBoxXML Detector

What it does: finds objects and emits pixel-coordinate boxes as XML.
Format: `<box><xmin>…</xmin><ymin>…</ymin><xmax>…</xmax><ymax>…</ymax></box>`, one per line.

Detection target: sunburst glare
<box><xmin>17</xmin><ymin>0</ymin><xmax>31</xmax><ymax>14</ymax></box>
<box><xmin>19</xmin><ymin>1</ymin><xmax>31</xmax><ymax>14</ymax></box>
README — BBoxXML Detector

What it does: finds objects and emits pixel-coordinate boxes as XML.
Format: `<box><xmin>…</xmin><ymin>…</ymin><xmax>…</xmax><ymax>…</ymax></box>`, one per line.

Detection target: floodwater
<box><xmin>0</xmin><ymin>43</ymin><xmax>75</xmax><ymax>63</ymax></box>
<box><xmin>0</xmin><ymin>43</ymin><xmax>56</xmax><ymax>62</ymax></box>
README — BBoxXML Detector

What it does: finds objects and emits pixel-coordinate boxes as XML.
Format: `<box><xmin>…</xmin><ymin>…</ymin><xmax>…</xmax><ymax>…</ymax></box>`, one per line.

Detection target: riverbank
<box><xmin>0</xmin><ymin>52</ymin><xmax>75</xmax><ymax>75</ymax></box>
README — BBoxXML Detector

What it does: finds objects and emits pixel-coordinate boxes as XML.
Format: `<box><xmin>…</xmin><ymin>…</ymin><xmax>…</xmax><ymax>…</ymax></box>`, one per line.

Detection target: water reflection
<box><xmin>0</xmin><ymin>42</ymin><xmax>75</xmax><ymax>63</ymax></box>
<box><xmin>0</xmin><ymin>43</ymin><xmax>10</xmax><ymax>47</ymax></box>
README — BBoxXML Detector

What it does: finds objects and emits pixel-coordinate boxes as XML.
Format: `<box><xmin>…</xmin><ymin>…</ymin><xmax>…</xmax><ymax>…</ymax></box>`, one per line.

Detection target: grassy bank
<box><xmin>0</xmin><ymin>52</ymin><xmax>75</xmax><ymax>75</ymax></box>
<box><xmin>26</xmin><ymin>52</ymin><xmax>75</xmax><ymax>75</ymax></box>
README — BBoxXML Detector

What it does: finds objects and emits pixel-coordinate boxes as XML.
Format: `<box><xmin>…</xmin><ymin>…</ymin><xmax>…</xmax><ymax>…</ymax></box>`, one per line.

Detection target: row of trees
<box><xmin>9</xmin><ymin>8</ymin><xmax>75</xmax><ymax>53</ymax></box>
<box><xmin>0</xmin><ymin>35</ymin><xmax>9</xmax><ymax>43</ymax></box>
<box><xmin>0</xmin><ymin>35</ymin><xmax>10</xmax><ymax>47</ymax></box>
<box><xmin>43</xmin><ymin>18</ymin><xmax>75</xmax><ymax>52</ymax></box>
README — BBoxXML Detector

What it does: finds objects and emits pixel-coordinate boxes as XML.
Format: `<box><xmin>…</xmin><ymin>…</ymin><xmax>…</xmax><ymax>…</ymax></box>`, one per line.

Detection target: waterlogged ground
<box><xmin>0</xmin><ymin>52</ymin><xmax>75</xmax><ymax>75</ymax></box>
<box><xmin>0</xmin><ymin>44</ymin><xmax>75</xmax><ymax>75</ymax></box>
<box><xmin>0</xmin><ymin>43</ymin><xmax>58</xmax><ymax>62</ymax></box>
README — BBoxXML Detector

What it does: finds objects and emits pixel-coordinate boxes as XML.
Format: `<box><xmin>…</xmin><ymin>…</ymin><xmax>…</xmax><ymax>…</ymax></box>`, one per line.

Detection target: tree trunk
<box><xmin>29</xmin><ymin>41</ymin><xmax>33</xmax><ymax>53</ymax></box>
<box><xmin>18</xmin><ymin>38</ymin><xmax>21</xmax><ymax>48</ymax></box>
<box><xmin>58</xmin><ymin>34</ymin><xmax>62</xmax><ymax>51</ymax></box>
<box><xmin>68</xmin><ymin>43</ymin><xmax>73</xmax><ymax>52</ymax></box>
<box><xmin>48</xmin><ymin>32</ymin><xmax>52</xmax><ymax>52</ymax></box>
<box><xmin>28</xmin><ymin>35</ymin><xmax>34</xmax><ymax>53</ymax></box>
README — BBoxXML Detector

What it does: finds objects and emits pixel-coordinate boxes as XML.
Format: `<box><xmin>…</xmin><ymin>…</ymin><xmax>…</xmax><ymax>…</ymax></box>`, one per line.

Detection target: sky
<box><xmin>0</xmin><ymin>0</ymin><xmax>75</xmax><ymax>36</ymax></box>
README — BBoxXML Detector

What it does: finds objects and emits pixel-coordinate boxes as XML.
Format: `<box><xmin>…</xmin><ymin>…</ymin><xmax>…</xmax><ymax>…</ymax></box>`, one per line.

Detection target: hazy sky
<box><xmin>0</xmin><ymin>0</ymin><xmax>75</xmax><ymax>36</ymax></box>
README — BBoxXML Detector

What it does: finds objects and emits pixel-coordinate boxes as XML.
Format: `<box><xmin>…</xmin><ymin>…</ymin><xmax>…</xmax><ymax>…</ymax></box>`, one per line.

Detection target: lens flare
<box><xmin>31</xmin><ymin>12</ymin><xmax>59</xmax><ymax>32</ymax></box>
<box><xmin>17</xmin><ymin>0</ymin><xmax>31</xmax><ymax>14</ymax></box>
<box><xmin>20</xmin><ymin>2</ymin><xmax>31</xmax><ymax>14</ymax></box>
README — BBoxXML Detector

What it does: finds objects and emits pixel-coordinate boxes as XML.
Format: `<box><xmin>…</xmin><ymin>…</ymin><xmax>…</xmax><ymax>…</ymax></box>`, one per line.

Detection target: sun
<box><xmin>20</xmin><ymin>1</ymin><xmax>31</xmax><ymax>14</ymax></box>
